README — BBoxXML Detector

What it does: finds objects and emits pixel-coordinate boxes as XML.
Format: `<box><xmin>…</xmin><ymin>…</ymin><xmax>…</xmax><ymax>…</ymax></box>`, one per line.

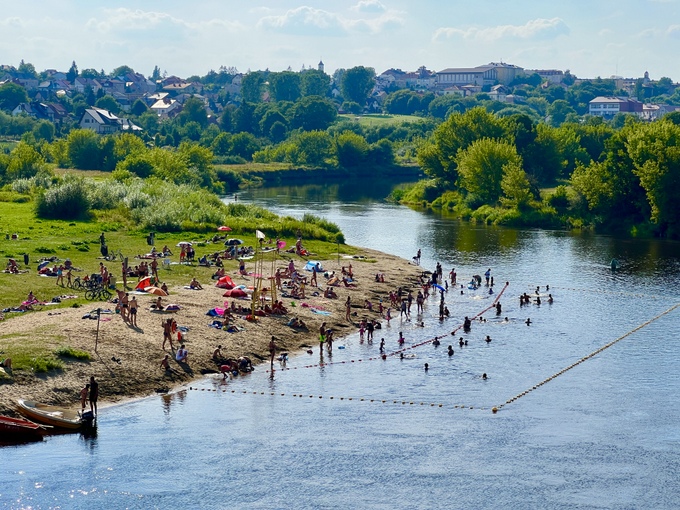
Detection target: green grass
<box><xmin>55</xmin><ymin>346</ymin><xmax>92</xmax><ymax>361</ymax></box>
<box><xmin>0</xmin><ymin>197</ymin><xmax>352</xmax><ymax>313</ymax></box>
<box><xmin>337</xmin><ymin>114</ymin><xmax>423</xmax><ymax>126</ymax></box>
<box><xmin>0</xmin><ymin>333</ymin><xmax>65</xmax><ymax>373</ymax></box>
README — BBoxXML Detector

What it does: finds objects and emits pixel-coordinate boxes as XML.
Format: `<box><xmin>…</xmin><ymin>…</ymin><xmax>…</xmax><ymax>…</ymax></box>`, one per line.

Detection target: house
<box><xmin>527</xmin><ymin>69</ymin><xmax>564</xmax><ymax>84</ymax></box>
<box><xmin>150</xmin><ymin>98</ymin><xmax>181</xmax><ymax>119</ymax></box>
<box><xmin>79</xmin><ymin>107</ymin><xmax>141</xmax><ymax>134</ymax></box>
<box><xmin>12</xmin><ymin>102</ymin><xmax>68</xmax><ymax>124</ymax></box>
<box><xmin>589</xmin><ymin>97</ymin><xmax>643</xmax><ymax>118</ymax></box>
<box><xmin>642</xmin><ymin>103</ymin><xmax>680</xmax><ymax>121</ymax></box>
<box><xmin>73</xmin><ymin>78</ymin><xmax>103</xmax><ymax>95</ymax></box>
<box><xmin>436</xmin><ymin>62</ymin><xmax>524</xmax><ymax>88</ymax></box>
<box><xmin>488</xmin><ymin>85</ymin><xmax>509</xmax><ymax>102</ymax></box>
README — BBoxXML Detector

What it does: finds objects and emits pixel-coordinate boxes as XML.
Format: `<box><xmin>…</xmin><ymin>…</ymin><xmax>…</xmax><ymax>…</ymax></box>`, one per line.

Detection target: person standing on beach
<box><xmin>345</xmin><ymin>296</ymin><xmax>351</xmax><ymax>321</ymax></box>
<box><xmin>89</xmin><ymin>376</ymin><xmax>99</xmax><ymax>416</ymax></box>
<box><xmin>80</xmin><ymin>384</ymin><xmax>89</xmax><ymax>412</ymax></box>
<box><xmin>162</xmin><ymin>318</ymin><xmax>174</xmax><ymax>350</ymax></box>
<box><xmin>129</xmin><ymin>296</ymin><xmax>139</xmax><ymax>327</ymax></box>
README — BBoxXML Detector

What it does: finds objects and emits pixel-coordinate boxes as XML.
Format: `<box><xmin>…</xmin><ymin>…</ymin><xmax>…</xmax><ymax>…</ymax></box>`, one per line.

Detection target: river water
<box><xmin>2</xmin><ymin>181</ymin><xmax>680</xmax><ymax>509</ymax></box>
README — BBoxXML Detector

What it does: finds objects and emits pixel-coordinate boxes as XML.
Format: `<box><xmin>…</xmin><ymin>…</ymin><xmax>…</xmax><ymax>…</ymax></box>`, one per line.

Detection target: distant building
<box><xmin>12</xmin><ymin>102</ymin><xmax>68</xmax><ymax>124</ymax></box>
<box><xmin>318</xmin><ymin>60</ymin><xmax>324</xmax><ymax>73</ymax></box>
<box><xmin>526</xmin><ymin>69</ymin><xmax>564</xmax><ymax>84</ymax></box>
<box><xmin>642</xmin><ymin>103</ymin><xmax>680</xmax><ymax>121</ymax></box>
<box><xmin>436</xmin><ymin>62</ymin><xmax>524</xmax><ymax>88</ymax></box>
<box><xmin>79</xmin><ymin>107</ymin><xmax>141</xmax><ymax>134</ymax></box>
<box><xmin>589</xmin><ymin>96</ymin><xmax>643</xmax><ymax>118</ymax></box>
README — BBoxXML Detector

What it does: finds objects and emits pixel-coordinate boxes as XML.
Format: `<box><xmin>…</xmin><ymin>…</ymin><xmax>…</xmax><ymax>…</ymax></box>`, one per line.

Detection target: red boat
<box><xmin>0</xmin><ymin>414</ymin><xmax>47</xmax><ymax>440</ymax></box>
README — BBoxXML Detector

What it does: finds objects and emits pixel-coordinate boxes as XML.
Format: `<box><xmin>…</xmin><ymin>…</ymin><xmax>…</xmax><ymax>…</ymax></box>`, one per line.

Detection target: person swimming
<box><xmin>526</xmin><ymin>318</ymin><xmax>532</xmax><ymax>325</ymax></box>
<box><xmin>433</xmin><ymin>338</ymin><xmax>441</xmax><ymax>347</ymax></box>
<box><xmin>482</xmin><ymin>373</ymin><xmax>488</xmax><ymax>380</ymax></box>
<box><xmin>485</xmin><ymin>335</ymin><xmax>491</xmax><ymax>343</ymax></box>
<box><xmin>459</xmin><ymin>337</ymin><xmax>464</xmax><ymax>348</ymax></box>
<box><xmin>448</xmin><ymin>345</ymin><xmax>454</xmax><ymax>356</ymax></box>
<box><xmin>424</xmin><ymin>363</ymin><xmax>429</xmax><ymax>371</ymax></box>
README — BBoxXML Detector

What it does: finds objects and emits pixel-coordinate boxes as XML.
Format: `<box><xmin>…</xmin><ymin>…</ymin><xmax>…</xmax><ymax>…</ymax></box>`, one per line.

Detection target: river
<box><xmin>2</xmin><ymin>180</ymin><xmax>680</xmax><ymax>509</ymax></box>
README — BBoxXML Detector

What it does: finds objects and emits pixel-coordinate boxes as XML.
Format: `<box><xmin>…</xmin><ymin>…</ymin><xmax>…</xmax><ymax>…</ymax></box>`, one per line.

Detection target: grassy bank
<box><xmin>217</xmin><ymin>162</ymin><xmax>422</xmax><ymax>188</ymax></box>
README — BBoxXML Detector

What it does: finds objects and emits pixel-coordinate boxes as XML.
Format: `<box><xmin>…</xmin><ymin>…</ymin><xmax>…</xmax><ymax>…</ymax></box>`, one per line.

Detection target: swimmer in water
<box><xmin>424</xmin><ymin>363</ymin><xmax>429</xmax><ymax>371</ymax></box>
<box><xmin>448</xmin><ymin>345</ymin><xmax>454</xmax><ymax>356</ymax></box>
<box><xmin>433</xmin><ymin>338</ymin><xmax>441</xmax><ymax>347</ymax></box>
<box><xmin>482</xmin><ymin>373</ymin><xmax>487</xmax><ymax>380</ymax></box>
<box><xmin>485</xmin><ymin>335</ymin><xmax>491</xmax><ymax>343</ymax></box>
<box><xmin>547</xmin><ymin>294</ymin><xmax>553</xmax><ymax>304</ymax></box>
<box><xmin>400</xmin><ymin>352</ymin><xmax>404</xmax><ymax>360</ymax></box>
<box><xmin>526</xmin><ymin>318</ymin><xmax>532</xmax><ymax>326</ymax></box>
<box><xmin>535</xmin><ymin>296</ymin><xmax>541</xmax><ymax>305</ymax></box>
<box><xmin>503</xmin><ymin>317</ymin><xmax>509</xmax><ymax>322</ymax></box>
<box><xmin>379</xmin><ymin>338</ymin><xmax>385</xmax><ymax>353</ymax></box>
<box><xmin>459</xmin><ymin>337</ymin><xmax>464</xmax><ymax>347</ymax></box>
<box><xmin>398</xmin><ymin>332</ymin><xmax>405</xmax><ymax>345</ymax></box>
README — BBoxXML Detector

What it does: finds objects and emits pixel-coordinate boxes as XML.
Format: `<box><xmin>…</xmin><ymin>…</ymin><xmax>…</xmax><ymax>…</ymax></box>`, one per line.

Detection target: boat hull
<box><xmin>0</xmin><ymin>415</ymin><xmax>45</xmax><ymax>439</ymax></box>
<box><xmin>16</xmin><ymin>400</ymin><xmax>83</xmax><ymax>430</ymax></box>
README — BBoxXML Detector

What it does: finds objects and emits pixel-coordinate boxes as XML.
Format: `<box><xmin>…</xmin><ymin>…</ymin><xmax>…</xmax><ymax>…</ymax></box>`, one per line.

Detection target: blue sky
<box><xmin>2</xmin><ymin>1</ymin><xmax>680</xmax><ymax>80</ymax></box>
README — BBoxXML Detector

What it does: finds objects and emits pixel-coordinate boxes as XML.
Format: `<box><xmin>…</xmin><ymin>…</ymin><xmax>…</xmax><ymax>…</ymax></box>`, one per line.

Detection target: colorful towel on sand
<box><xmin>310</xmin><ymin>308</ymin><xmax>332</xmax><ymax>316</ymax></box>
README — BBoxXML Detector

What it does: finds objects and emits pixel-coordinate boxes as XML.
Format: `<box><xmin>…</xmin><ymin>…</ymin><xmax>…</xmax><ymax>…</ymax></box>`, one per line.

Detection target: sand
<box><xmin>0</xmin><ymin>248</ymin><xmax>423</xmax><ymax>415</ymax></box>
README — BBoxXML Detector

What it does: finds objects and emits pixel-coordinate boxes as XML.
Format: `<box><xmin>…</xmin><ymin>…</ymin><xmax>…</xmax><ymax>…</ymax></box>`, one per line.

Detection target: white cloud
<box><xmin>351</xmin><ymin>0</ymin><xmax>387</xmax><ymax>13</ymax></box>
<box><xmin>433</xmin><ymin>18</ymin><xmax>569</xmax><ymax>42</ymax></box>
<box><xmin>86</xmin><ymin>8</ymin><xmax>243</xmax><ymax>34</ymax></box>
<box><xmin>0</xmin><ymin>16</ymin><xmax>25</xmax><ymax>28</ymax></box>
<box><xmin>258</xmin><ymin>5</ymin><xmax>403</xmax><ymax>36</ymax></box>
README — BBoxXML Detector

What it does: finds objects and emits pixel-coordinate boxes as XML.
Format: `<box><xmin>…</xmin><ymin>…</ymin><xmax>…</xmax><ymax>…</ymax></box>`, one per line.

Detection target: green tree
<box><xmin>241</xmin><ymin>72</ymin><xmax>265</xmax><ymax>103</ymax></box>
<box><xmin>341</xmin><ymin>66</ymin><xmax>375</xmax><ymax>107</ymax></box>
<box><xmin>335</xmin><ymin>131</ymin><xmax>369</xmax><ymax>167</ymax></box>
<box><xmin>5</xmin><ymin>141</ymin><xmax>46</xmax><ymax>181</ymax></box>
<box><xmin>0</xmin><ymin>82</ymin><xmax>28</xmax><ymax>111</ymax></box>
<box><xmin>32</xmin><ymin>120</ymin><xmax>56</xmax><ymax>143</ymax></box>
<box><xmin>95</xmin><ymin>95</ymin><xmax>121</xmax><ymax>114</ymax></box>
<box><xmin>260</xmin><ymin>109</ymin><xmax>288</xmax><ymax>139</ymax></box>
<box><xmin>113</xmin><ymin>133</ymin><xmax>146</xmax><ymax>162</ymax></box>
<box><xmin>177</xmin><ymin>97</ymin><xmax>208</xmax><ymax>128</ymax></box>
<box><xmin>547</xmin><ymin>100</ymin><xmax>577</xmax><ymax>127</ymax></box>
<box><xmin>417</xmin><ymin>107</ymin><xmax>506</xmax><ymax>184</ymax></box>
<box><xmin>219</xmin><ymin>107</ymin><xmax>233</xmax><ymax>132</ymax></box>
<box><xmin>294</xmin><ymin>131</ymin><xmax>333</xmax><ymax>166</ymax></box>
<box><xmin>269</xmin><ymin>121</ymin><xmax>288</xmax><ymax>143</ymax></box>
<box><xmin>456</xmin><ymin>138</ymin><xmax>522</xmax><ymax>204</ymax></box>
<box><xmin>66</xmin><ymin>129</ymin><xmax>103</xmax><ymax>169</ymax></box>
<box><xmin>130</xmin><ymin>99</ymin><xmax>148</xmax><ymax>116</ymax></box>
<box><xmin>626</xmin><ymin>120</ymin><xmax>680</xmax><ymax>235</ymax></box>
<box><xmin>301</xmin><ymin>69</ymin><xmax>330</xmax><ymax>97</ymax></box>
<box><xmin>229</xmin><ymin>132</ymin><xmax>260</xmax><ymax>160</ymax></box>
<box><xmin>80</xmin><ymin>68</ymin><xmax>102</xmax><ymax>79</ymax></box>
<box><xmin>111</xmin><ymin>65</ymin><xmax>135</xmax><ymax>77</ymax></box>
<box><xmin>66</xmin><ymin>61</ymin><xmax>79</xmax><ymax>83</ymax></box>
<box><xmin>269</xmin><ymin>71</ymin><xmax>301</xmax><ymax>102</ymax></box>
<box><xmin>211</xmin><ymin>132</ymin><xmax>232</xmax><ymax>156</ymax></box>
<box><xmin>501</xmin><ymin>160</ymin><xmax>533</xmax><ymax>209</ymax></box>
<box><xmin>291</xmin><ymin>96</ymin><xmax>337</xmax><ymax>131</ymax></box>
<box><xmin>17</xmin><ymin>60</ymin><xmax>37</xmax><ymax>78</ymax></box>
<box><xmin>117</xmin><ymin>152</ymin><xmax>154</xmax><ymax>178</ymax></box>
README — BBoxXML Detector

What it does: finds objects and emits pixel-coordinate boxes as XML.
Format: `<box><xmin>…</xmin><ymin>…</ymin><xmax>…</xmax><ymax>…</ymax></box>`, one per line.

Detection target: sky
<box><xmin>2</xmin><ymin>0</ymin><xmax>680</xmax><ymax>81</ymax></box>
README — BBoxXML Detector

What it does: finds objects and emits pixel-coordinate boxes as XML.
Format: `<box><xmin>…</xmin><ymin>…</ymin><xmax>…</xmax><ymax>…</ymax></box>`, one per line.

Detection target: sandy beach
<box><xmin>0</xmin><ymin>248</ymin><xmax>423</xmax><ymax>415</ymax></box>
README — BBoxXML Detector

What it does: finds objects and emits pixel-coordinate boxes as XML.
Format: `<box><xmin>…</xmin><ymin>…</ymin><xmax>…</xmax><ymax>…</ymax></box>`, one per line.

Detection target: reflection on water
<box><xmin>2</xmin><ymin>182</ymin><xmax>679</xmax><ymax>509</ymax></box>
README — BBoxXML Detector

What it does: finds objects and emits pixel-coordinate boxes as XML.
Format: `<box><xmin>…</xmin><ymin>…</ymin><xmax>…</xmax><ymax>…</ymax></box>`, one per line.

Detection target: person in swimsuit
<box><xmin>129</xmin><ymin>296</ymin><xmax>138</xmax><ymax>327</ymax></box>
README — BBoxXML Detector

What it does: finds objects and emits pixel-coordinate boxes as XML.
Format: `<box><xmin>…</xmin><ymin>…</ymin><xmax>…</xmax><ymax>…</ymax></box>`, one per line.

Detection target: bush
<box><xmin>215</xmin><ymin>168</ymin><xmax>243</xmax><ymax>192</ymax></box>
<box><xmin>35</xmin><ymin>246</ymin><xmax>57</xmax><ymax>254</ymax></box>
<box><xmin>35</xmin><ymin>176</ymin><xmax>91</xmax><ymax>220</ymax></box>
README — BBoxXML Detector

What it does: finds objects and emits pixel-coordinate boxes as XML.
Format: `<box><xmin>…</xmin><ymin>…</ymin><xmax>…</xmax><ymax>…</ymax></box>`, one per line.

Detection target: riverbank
<box><xmin>0</xmin><ymin>248</ymin><xmax>423</xmax><ymax>415</ymax></box>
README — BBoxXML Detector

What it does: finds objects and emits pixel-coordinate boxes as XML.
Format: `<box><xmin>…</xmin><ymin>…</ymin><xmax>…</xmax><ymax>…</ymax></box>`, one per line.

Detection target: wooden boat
<box><xmin>16</xmin><ymin>400</ymin><xmax>83</xmax><ymax>430</ymax></box>
<box><xmin>0</xmin><ymin>415</ymin><xmax>47</xmax><ymax>439</ymax></box>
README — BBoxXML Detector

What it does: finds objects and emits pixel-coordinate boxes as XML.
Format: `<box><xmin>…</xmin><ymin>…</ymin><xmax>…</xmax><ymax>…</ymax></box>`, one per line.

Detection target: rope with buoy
<box><xmin>491</xmin><ymin>302</ymin><xmax>680</xmax><ymax>414</ymax></box>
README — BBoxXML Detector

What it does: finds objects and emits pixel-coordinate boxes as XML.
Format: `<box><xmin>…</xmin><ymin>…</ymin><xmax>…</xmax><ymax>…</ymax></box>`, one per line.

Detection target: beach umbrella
<box><xmin>135</xmin><ymin>276</ymin><xmax>152</xmax><ymax>290</ymax></box>
<box><xmin>217</xmin><ymin>226</ymin><xmax>232</xmax><ymax>232</ymax></box>
<box><xmin>223</xmin><ymin>288</ymin><xmax>247</xmax><ymax>298</ymax></box>
<box><xmin>277</xmin><ymin>240</ymin><xmax>286</xmax><ymax>249</ymax></box>
<box><xmin>433</xmin><ymin>284</ymin><xmax>446</xmax><ymax>292</ymax></box>
<box><xmin>145</xmin><ymin>286</ymin><xmax>168</xmax><ymax>296</ymax></box>
<box><xmin>176</xmin><ymin>241</ymin><xmax>192</xmax><ymax>247</ymax></box>
<box><xmin>225</xmin><ymin>238</ymin><xmax>243</xmax><ymax>246</ymax></box>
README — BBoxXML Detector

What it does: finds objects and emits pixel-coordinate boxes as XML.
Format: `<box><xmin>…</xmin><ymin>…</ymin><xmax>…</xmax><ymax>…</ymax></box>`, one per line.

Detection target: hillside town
<box><xmin>2</xmin><ymin>60</ymin><xmax>680</xmax><ymax>135</ymax></box>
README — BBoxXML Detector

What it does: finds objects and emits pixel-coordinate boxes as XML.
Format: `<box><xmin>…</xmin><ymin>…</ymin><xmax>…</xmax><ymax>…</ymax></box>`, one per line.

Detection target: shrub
<box><xmin>35</xmin><ymin>246</ymin><xmax>57</xmax><ymax>254</ymax></box>
<box><xmin>35</xmin><ymin>177</ymin><xmax>91</xmax><ymax>220</ymax></box>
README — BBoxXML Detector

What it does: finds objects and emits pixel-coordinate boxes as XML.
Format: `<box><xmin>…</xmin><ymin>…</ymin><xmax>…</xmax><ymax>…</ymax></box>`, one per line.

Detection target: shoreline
<box><xmin>0</xmin><ymin>247</ymin><xmax>423</xmax><ymax>416</ymax></box>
